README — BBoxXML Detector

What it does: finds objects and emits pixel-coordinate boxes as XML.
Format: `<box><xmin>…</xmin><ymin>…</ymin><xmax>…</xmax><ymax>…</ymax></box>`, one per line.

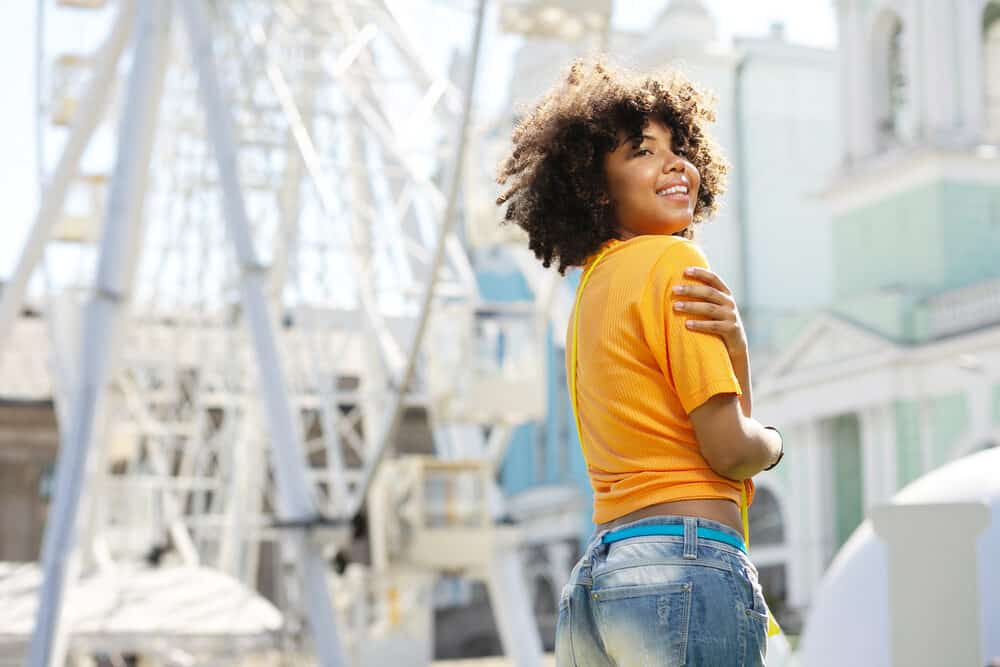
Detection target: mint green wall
<box><xmin>894</xmin><ymin>400</ymin><xmax>923</xmax><ymax>486</ymax></box>
<box><xmin>833</xmin><ymin>290</ymin><xmax>912</xmax><ymax>341</ymax></box>
<box><xmin>893</xmin><ymin>393</ymin><xmax>970</xmax><ymax>486</ymax></box>
<box><xmin>942</xmin><ymin>182</ymin><xmax>1000</xmax><ymax>287</ymax></box>
<box><xmin>833</xmin><ymin>183</ymin><xmax>943</xmax><ymax>296</ymax></box>
<box><xmin>831</xmin><ymin>414</ymin><xmax>863</xmax><ymax>549</ymax></box>
<box><xmin>833</xmin><ymin>181</ymin><xmax>1000</xmax><ymax>301</ymax></box>
<box><xmin>928</xmin><ymin>392</ymin><xmax>969</xmax><ymax>466</ymax></box>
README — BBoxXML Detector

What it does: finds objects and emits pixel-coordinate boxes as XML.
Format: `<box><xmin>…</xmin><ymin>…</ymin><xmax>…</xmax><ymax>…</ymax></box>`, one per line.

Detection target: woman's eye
<box><xmin>633</xmin><ymin>148</ymin><xmax>652</xmax><ymax>156</ymax></box>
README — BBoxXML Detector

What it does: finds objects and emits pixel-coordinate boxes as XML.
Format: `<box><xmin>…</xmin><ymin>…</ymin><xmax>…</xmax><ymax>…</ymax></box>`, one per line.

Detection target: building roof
<box><xmin>0</xmin><ymin>564</ymin><xmax>282</xmax><ymax>659</ymax></box>
<box><xmin>652</xmin><ymin>0</ymin><xmax>717</xmax><ymax>47</ymax></box>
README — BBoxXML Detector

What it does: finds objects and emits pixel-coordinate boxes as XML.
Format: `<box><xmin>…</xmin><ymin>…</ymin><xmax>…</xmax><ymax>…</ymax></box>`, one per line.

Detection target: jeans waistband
<box><xmin>594</xmin><ymin>515</ymin><xmax>748</xmax><ymax>556</ymax></box>
<box><xmin>602</xmin><ymin>523</ymin><xmax>747</xmax><ymax>553</ymax></box>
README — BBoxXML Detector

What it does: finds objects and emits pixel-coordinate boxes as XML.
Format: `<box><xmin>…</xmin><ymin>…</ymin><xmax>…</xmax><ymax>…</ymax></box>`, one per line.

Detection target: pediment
<box><xmin>762</xmin><ymin>313</ymin><xmax>897</xmax><ymax>380</ymax></box>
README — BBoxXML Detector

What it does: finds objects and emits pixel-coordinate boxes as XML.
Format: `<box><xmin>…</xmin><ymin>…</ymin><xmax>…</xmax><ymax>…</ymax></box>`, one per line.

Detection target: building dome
<box><xmin>652</xmin><ymin>0</ymin><xmax>717</xmax><ymax>48</ymax></box>
<box><xmin>797</xmin><ymin>447</ymin><xmax>1000</xmax><ymax>666</ymax></box>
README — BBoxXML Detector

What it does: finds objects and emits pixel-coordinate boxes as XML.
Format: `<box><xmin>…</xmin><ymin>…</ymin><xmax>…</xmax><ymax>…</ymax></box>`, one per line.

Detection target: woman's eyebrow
<box><xmin>634</xmin><ymin>133</ymin><xmax>667</xmax><ymax>145</ymax></box>
<box><xmin>622</xmin><ymin>133</ymin><xmax>653</xmax><ymax>147</ymax></box>
<box><xmin>617</xmin><ymin>132</ymin><xmax>667</xmax><ymax>151</ymax></box>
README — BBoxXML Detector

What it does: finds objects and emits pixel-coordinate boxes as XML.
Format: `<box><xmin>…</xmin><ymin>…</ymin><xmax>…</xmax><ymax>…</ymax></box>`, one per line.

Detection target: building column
<box><xmin>956</xmin><ymin>0</ymin><xmax>986</xmax><ymax>141</ymax></box>
<box><xmin>860</xmin><ymin>403</ymin><xmax>898</xmax><ymax>511</ymax></box>
<box><xmin>969</xmin><ymin>375</ymin><xmax>994</xmax><ymax>446</ymax></box>
<box><xmin>917</xmin><ymin>0</ymin><xmax>961</xmax><ymax>138</ymax></box>
<box><xmin>899</xmin><ymin>0</ymin><xmax>924</xmax><ymax>143</ymax></box>
<box><xmin>871</xmin><ymin>502</ymin><xmax>990</xmax><ymax>667</ymax></box>
<box><xmin>787</xmin><ymin>419</ymin><xmax>832</xmax><ymax>607</ymax></box>
<box><xmin>836</xmin><ymin>0</ymin><xmax>857</xmax><ymax>163</ymax></box>
<box><xmin>917</xmin><ymin>397</ymin><xmax>934</xmax><ymax>472</ymax></box>
<box><xmin>842</xmin><ymin>0</ymin><xmax>874</xmax><ymax>160</ymax></box>
<box><xmin>952</xmin><ymin>373</ymin><xmax>997</xmax><ymax>457</ymax></box>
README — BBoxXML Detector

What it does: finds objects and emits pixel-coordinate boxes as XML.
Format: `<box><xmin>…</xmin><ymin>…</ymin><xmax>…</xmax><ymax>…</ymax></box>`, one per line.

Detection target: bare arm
<box><xmin>688</xmin><ymin>393</ymin><xmax>781</xmax><ymax>480</ymax></box>
<box><xmin>729</xmin><ymin>349</ymin><xmax>752</xmax><ymax>418</ymax></box>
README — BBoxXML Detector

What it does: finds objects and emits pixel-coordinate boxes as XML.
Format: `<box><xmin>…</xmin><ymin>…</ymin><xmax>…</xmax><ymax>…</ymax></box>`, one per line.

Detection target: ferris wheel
<box><xmin>0</xmin><ymin>0</ymin><xmax>583</xmax><ymax>665</ymax></box>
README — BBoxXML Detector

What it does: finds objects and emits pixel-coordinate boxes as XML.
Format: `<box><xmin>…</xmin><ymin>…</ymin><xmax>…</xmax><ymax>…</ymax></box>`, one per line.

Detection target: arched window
<box><xmin>747</xmin><ymin>485</ymin><xmax>792</xmax><ymax>627</ymax></box>
<box><xmin>984</xmin><ymin>2</ymin><xmax>1000</xmax><ymax>142</ymax></box>
<box><xmin>871</xmin><ymin>10</ymin><xmax>910</xmax><ymax>149</ymax></box>
<box><xmin>748</xmin><ymin>485</ymin><xmax>785</xmax><ymax>546</ymax></box>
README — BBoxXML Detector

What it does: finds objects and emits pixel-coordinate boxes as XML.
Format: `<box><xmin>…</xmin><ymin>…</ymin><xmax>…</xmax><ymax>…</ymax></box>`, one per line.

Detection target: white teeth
<box><xmin>657</xmin><ymin>185</ymin><xmax>688</xmax><ymax>196</ymax></box>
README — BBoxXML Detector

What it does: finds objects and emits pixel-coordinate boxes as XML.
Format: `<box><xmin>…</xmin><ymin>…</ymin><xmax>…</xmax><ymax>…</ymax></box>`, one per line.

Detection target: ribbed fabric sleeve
<box><xmin>638</xmin><ymin>240</ymin><xmax>743</xmax><ymax>415</ymax></box>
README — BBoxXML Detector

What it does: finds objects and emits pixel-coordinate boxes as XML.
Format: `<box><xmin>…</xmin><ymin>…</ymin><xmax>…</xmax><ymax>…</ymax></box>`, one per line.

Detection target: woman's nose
<box><xmin>662</xmin><ymin>155</ymin><xmax>685</xmax><ymax>174</ymax></box>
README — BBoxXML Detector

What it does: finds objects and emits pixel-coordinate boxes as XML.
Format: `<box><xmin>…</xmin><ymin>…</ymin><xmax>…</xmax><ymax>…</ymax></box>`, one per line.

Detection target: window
<box><xmin>748</xmin><ymin>485</ymin><xmax>785</xmax><ymax>546</ymax></box>
<box><xmin>831</xmin><ymin>414</ymin><xmax>864</xmax><ymax>549</ymax></box>
<box><xmin>758</xmin><ymin>564</ymin><xmax>797</xmax><ymax>632</ymax></box>
<box><xmin>984</xmin><ymin>2</ymin><xmax>1000</xmax><ymax>142</ymax></box>
<box><xmin>872</xmin><ymin>11</ymin><xmax>911</xmax><ymax>149</ymax></box>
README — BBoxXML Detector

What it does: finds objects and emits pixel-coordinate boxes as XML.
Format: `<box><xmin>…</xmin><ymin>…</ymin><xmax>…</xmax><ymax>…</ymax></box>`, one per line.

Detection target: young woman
<box><xmin>497</xmin><ymin>60</ymin><xmax>783</xmax><ymax>665</ymax></box>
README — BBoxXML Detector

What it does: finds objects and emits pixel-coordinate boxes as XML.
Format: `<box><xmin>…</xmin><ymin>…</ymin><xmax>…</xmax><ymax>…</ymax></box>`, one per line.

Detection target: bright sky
<box><xmin>0</xmin><ymin>2</ymin><xmax>39</xmax><ymax>280</ymax></box>
<box><xmin>0</xmin><ymin>0</ymin><xmax>836</xmax><ymax>280</ymax></box>
<box><xmin>618</xmin><ymin>0</ymin><xmax>836</xmax><ymax>48</ymax></box>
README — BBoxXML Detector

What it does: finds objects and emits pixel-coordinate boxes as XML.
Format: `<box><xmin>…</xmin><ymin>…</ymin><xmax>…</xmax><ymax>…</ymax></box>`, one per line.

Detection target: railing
<box><xmin>925</xmin><ymin>277</ymin><xmax>1000</xmax><ymax>339</ymax></box>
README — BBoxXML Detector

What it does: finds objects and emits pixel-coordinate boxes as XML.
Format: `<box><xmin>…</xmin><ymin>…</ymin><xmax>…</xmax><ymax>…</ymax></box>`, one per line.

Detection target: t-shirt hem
<box><xmin>680</xmin><ymin>377</ymin><xmax>742</xmax><ymax>414</ymax></box>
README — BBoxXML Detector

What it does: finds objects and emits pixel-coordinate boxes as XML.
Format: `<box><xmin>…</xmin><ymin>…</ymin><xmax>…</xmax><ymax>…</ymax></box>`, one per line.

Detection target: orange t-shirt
<box><xmin>567</xmin><ymin>235</ymin><xmax>754</xmax><ymax>524</ymax></box>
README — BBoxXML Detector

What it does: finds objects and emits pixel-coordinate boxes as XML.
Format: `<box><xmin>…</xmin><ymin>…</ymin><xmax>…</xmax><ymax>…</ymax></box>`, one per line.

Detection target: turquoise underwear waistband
<box><xmin>601</xmin><ymin>524</ymin><xmax>747</xmax><ymax>554</ymax></box>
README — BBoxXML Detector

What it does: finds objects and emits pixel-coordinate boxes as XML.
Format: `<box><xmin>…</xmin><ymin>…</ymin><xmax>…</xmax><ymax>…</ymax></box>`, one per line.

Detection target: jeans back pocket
<box><xmin>592</xmin><ymin>581</ymin><xmax>692</xmax><ymax>666</ymax></box>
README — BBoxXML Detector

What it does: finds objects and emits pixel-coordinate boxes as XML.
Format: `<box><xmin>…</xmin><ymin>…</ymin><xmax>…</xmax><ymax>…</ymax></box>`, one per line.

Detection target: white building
<box><xmin>753</xmin><ymin>0</ymin><xmax>1000</xmax><ymax>626</ymax></box>
<box><xmin>497</xmin><ymin>0</ymin><xmax>1000</xmax><ymax>633</ymax></box>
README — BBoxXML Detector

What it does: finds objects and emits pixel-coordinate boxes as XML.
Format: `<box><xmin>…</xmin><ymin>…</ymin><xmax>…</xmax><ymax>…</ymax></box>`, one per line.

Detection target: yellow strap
<box><xmin>743</xmin><ymin>482</ymin><xmax>782</xmax><ymax>637</ymax></box>
<box><xmin>740</xmin><ymin>482</ymin><xmax>751</xmax><ymax>547</ymax></box>
<box><xmin>570</xmin><ymin>249</ymin><xmax>781</xmax><ymax>638</ymax></box>
<box><xmin>568</xmin><ymin>248</ymin><xmax>611</xmax><ymax>446</ymax></box>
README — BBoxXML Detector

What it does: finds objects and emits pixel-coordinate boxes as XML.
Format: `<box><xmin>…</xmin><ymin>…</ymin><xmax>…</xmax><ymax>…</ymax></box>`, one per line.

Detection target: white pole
<box><xmin>28</xmin><ymin>2</ymin><xmax>170</xmax><ymax>665</ymax></box>
<box><xmin>175</xmin><ymin>3</ymin><xmax>348</xmax><ymax>665</ymax></box>
<box><xmin>0</xmin><ymin>0</ymin><xmax>135</xmax><ymax>363</ymax></box>
<box><xmin>350</xmin><ymin>0</ymin><xmax>489</xmax><ymax>517</ymax></box>
<box><xmin>870</xmin><ymin>502</ymin><xmax>989</xmax><ymax>667</ymax></box>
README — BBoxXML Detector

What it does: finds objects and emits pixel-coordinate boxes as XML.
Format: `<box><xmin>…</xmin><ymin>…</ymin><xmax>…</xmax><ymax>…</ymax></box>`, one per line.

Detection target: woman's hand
<box><xmin>671</xmin><ymin>267</ymin><xmax>748</xmax><ymax>359</ymax></box>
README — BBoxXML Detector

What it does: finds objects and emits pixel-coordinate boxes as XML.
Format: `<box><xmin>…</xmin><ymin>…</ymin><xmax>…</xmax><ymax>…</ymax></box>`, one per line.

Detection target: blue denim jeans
<box><xmin>555</xmin><ymin>516</ymin><xmax>768</xmax><ymax>666</ymax></box>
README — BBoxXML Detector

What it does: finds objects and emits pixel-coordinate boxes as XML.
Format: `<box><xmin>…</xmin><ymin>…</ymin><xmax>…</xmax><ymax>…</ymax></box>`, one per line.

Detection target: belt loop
<box><xmin>683</xmin><ymin>517</ymin><xmax>698</xmax><ymax>560</ymax></box>
<box><xmin>589</xmin><ymin>533</ymin><xmax>608</xmax><ymax>571</ymax></box>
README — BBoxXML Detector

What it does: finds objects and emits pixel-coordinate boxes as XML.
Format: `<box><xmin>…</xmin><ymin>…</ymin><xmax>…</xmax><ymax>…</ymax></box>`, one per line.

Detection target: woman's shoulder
<box><xmin>611</xmin><ymin>235</ymin><xmax>708</xmax><ymax>268</ymax></box>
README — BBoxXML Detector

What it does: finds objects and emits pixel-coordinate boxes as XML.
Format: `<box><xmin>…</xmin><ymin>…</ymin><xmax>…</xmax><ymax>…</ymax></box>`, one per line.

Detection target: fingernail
<box><xmin>685</xmin><ymin>268</ymin><xmax>696</xmax><ymax>275</ymax></box>
<box><xmin>673</xmin><ymin>286</ymin><xmax>685</xmax><ymax>294</ymax></box>
<box><xmin>674</xmin><ymin>302</ymin><xmax>685</xmax><ymax>310</ymax></box>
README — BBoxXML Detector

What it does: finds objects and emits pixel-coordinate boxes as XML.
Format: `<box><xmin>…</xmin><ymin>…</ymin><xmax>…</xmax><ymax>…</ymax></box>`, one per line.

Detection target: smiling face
<box><xmin>602</xmin><ymin>119</ymin><xmax>701</xmax><ymax>239</ymax></box>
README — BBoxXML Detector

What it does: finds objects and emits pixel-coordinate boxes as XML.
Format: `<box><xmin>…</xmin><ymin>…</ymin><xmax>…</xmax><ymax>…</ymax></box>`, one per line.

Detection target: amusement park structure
<box><xmin>0</xmin><ymin>0</ymin><xmax>610</xmax><ymax>664</ymax></box>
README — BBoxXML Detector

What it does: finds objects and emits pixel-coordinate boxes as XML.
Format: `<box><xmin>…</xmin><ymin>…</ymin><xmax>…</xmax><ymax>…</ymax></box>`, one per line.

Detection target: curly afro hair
<box><xmin>496</xmin><ymin>58</ymin><xmax>729</xmax><ymax>275</ymax></box>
